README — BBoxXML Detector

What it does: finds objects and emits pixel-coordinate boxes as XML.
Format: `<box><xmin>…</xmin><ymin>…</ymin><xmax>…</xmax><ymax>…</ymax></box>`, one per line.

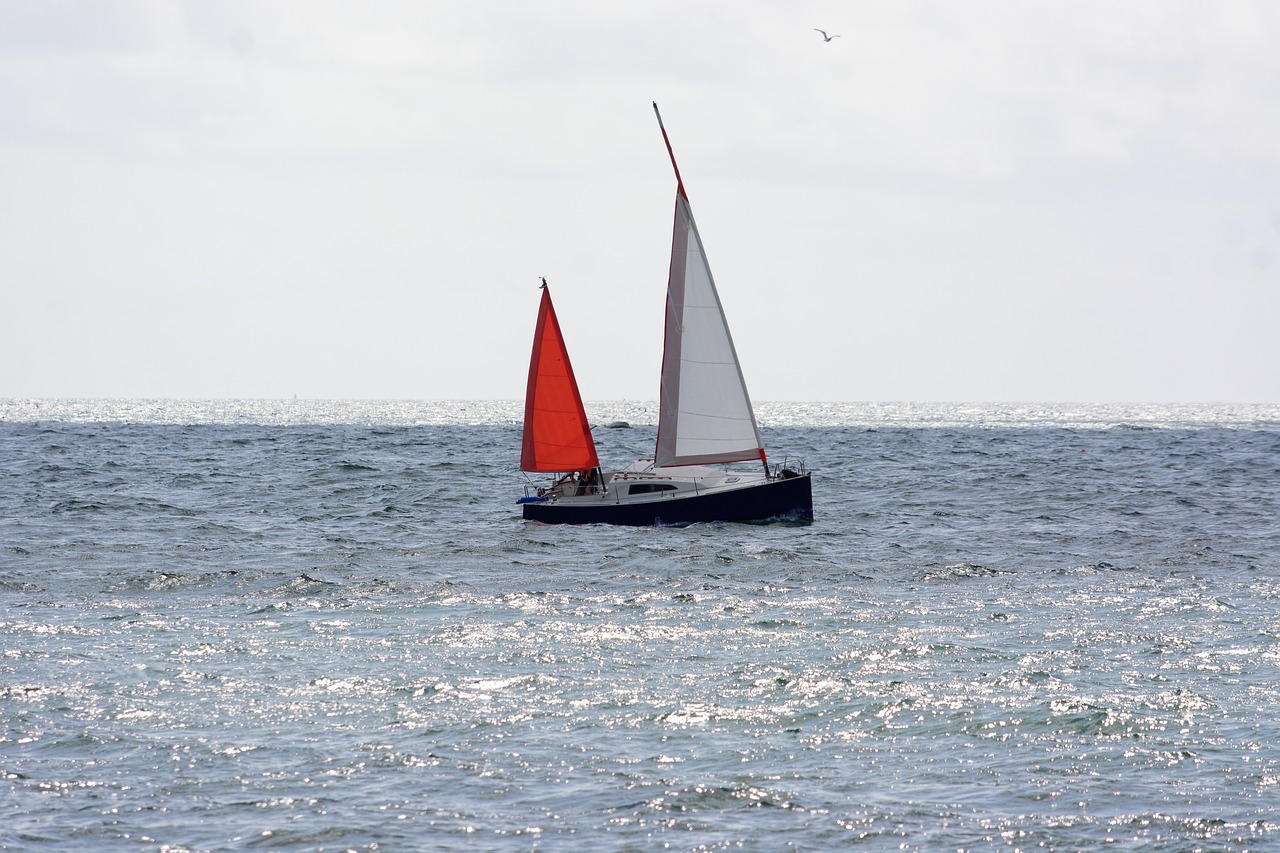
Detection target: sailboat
<box><xmin>517</xmin><ymin>103</ymin><xmax>813</xmax><ymax>526</ymax></box>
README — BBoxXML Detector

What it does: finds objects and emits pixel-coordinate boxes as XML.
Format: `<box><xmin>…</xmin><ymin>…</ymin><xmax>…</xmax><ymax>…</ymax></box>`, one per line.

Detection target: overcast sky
<box><xmin>3</xmin><ymin>1</ymin><xmax>1278</xmax><ymax>402</ymax></box>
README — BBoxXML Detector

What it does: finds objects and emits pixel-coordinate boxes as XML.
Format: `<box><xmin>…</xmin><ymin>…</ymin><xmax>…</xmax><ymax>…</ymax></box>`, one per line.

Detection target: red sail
<box><xmin>521</xmin><ymin>286</ymin><xmax>600</xmax><ymax>473</ymax></box>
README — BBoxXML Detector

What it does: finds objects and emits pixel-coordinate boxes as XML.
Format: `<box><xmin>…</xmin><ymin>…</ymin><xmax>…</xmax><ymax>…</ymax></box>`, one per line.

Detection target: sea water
<box><xmin>3</xmin><ymin>400</ymin><xmax>1280</xmax><ymax>851</ymax></box>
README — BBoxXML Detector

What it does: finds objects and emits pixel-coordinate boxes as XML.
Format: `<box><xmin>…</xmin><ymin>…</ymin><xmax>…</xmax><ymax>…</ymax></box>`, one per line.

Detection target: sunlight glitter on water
<box><xmin>5</xmin><ymin>398</ymin><xmax>1280</xmax><ymax>429</ymax></box>
<box><xmin>5</xmin><ymin>403</ymin><xmax>1280</xmax><ymax>850</ymax></box>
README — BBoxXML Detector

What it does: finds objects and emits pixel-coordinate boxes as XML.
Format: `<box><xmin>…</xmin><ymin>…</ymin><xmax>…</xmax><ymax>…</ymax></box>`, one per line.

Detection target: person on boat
<box><xmin>576</xmin><ymin>468</ymin><xmax>600</xmax><ymax>496</ymax></box>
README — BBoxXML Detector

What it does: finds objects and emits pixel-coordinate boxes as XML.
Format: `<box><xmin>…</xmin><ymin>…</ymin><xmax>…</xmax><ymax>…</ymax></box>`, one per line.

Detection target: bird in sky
<box><xmin>814</xmin><ymin>28</ymin><xmax>840</xmax><ymax>42</ymax></box>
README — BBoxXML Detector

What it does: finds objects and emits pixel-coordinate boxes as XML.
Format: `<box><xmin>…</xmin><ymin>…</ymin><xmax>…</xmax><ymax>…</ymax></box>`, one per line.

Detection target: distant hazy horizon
<box><xmin>4</xmin><ymin>399</ymin><xmax>1278</xmax><ymax>431</ymax></box>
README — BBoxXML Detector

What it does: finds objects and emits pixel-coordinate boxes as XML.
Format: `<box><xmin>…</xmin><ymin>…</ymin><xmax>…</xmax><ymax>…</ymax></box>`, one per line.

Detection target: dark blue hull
<box><xmin>521</xmin><ymin>473</ymin><xmax>813</xmax><ymax>526</ymax></box>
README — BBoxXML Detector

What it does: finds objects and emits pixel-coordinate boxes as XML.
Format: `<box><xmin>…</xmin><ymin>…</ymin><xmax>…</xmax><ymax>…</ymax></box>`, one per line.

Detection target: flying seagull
<box><xmin>814</xmin><ymin>28</ymin><xmax>840</xmax><ymax>42</ymax></box>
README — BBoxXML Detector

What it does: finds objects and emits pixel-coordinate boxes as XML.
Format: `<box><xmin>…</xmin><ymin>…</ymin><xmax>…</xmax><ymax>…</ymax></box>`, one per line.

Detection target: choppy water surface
<box><xmin>3</xmin><ymin>401</ymin><xmax>1280</xmax><ymax>851</ymax></box>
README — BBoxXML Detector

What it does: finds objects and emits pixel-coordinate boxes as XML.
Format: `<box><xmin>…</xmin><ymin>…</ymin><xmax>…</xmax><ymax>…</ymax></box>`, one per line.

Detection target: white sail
<box><xmin>655</xmin><ymin>191</ymin><xmax>765</xmax><ymax>468</ymax></box>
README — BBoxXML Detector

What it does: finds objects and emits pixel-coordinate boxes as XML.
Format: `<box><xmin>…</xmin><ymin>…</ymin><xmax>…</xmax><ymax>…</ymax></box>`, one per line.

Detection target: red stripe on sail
<box><xmin>521</xmin><ymin>286</ymin><xmax>600</xmax><ymax>473</ymax></box>
<box><xmin>653</xmin><ymin>101</ymin><xmax>688</xmax><ymax>201</ymax></box>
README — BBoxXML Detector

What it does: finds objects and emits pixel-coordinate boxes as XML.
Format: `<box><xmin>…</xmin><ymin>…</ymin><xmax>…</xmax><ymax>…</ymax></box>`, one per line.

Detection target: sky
<box><xmin>2</xmin><ymin>1</ymin><xmax>1278</xmax><ymax>403</ymax></box>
